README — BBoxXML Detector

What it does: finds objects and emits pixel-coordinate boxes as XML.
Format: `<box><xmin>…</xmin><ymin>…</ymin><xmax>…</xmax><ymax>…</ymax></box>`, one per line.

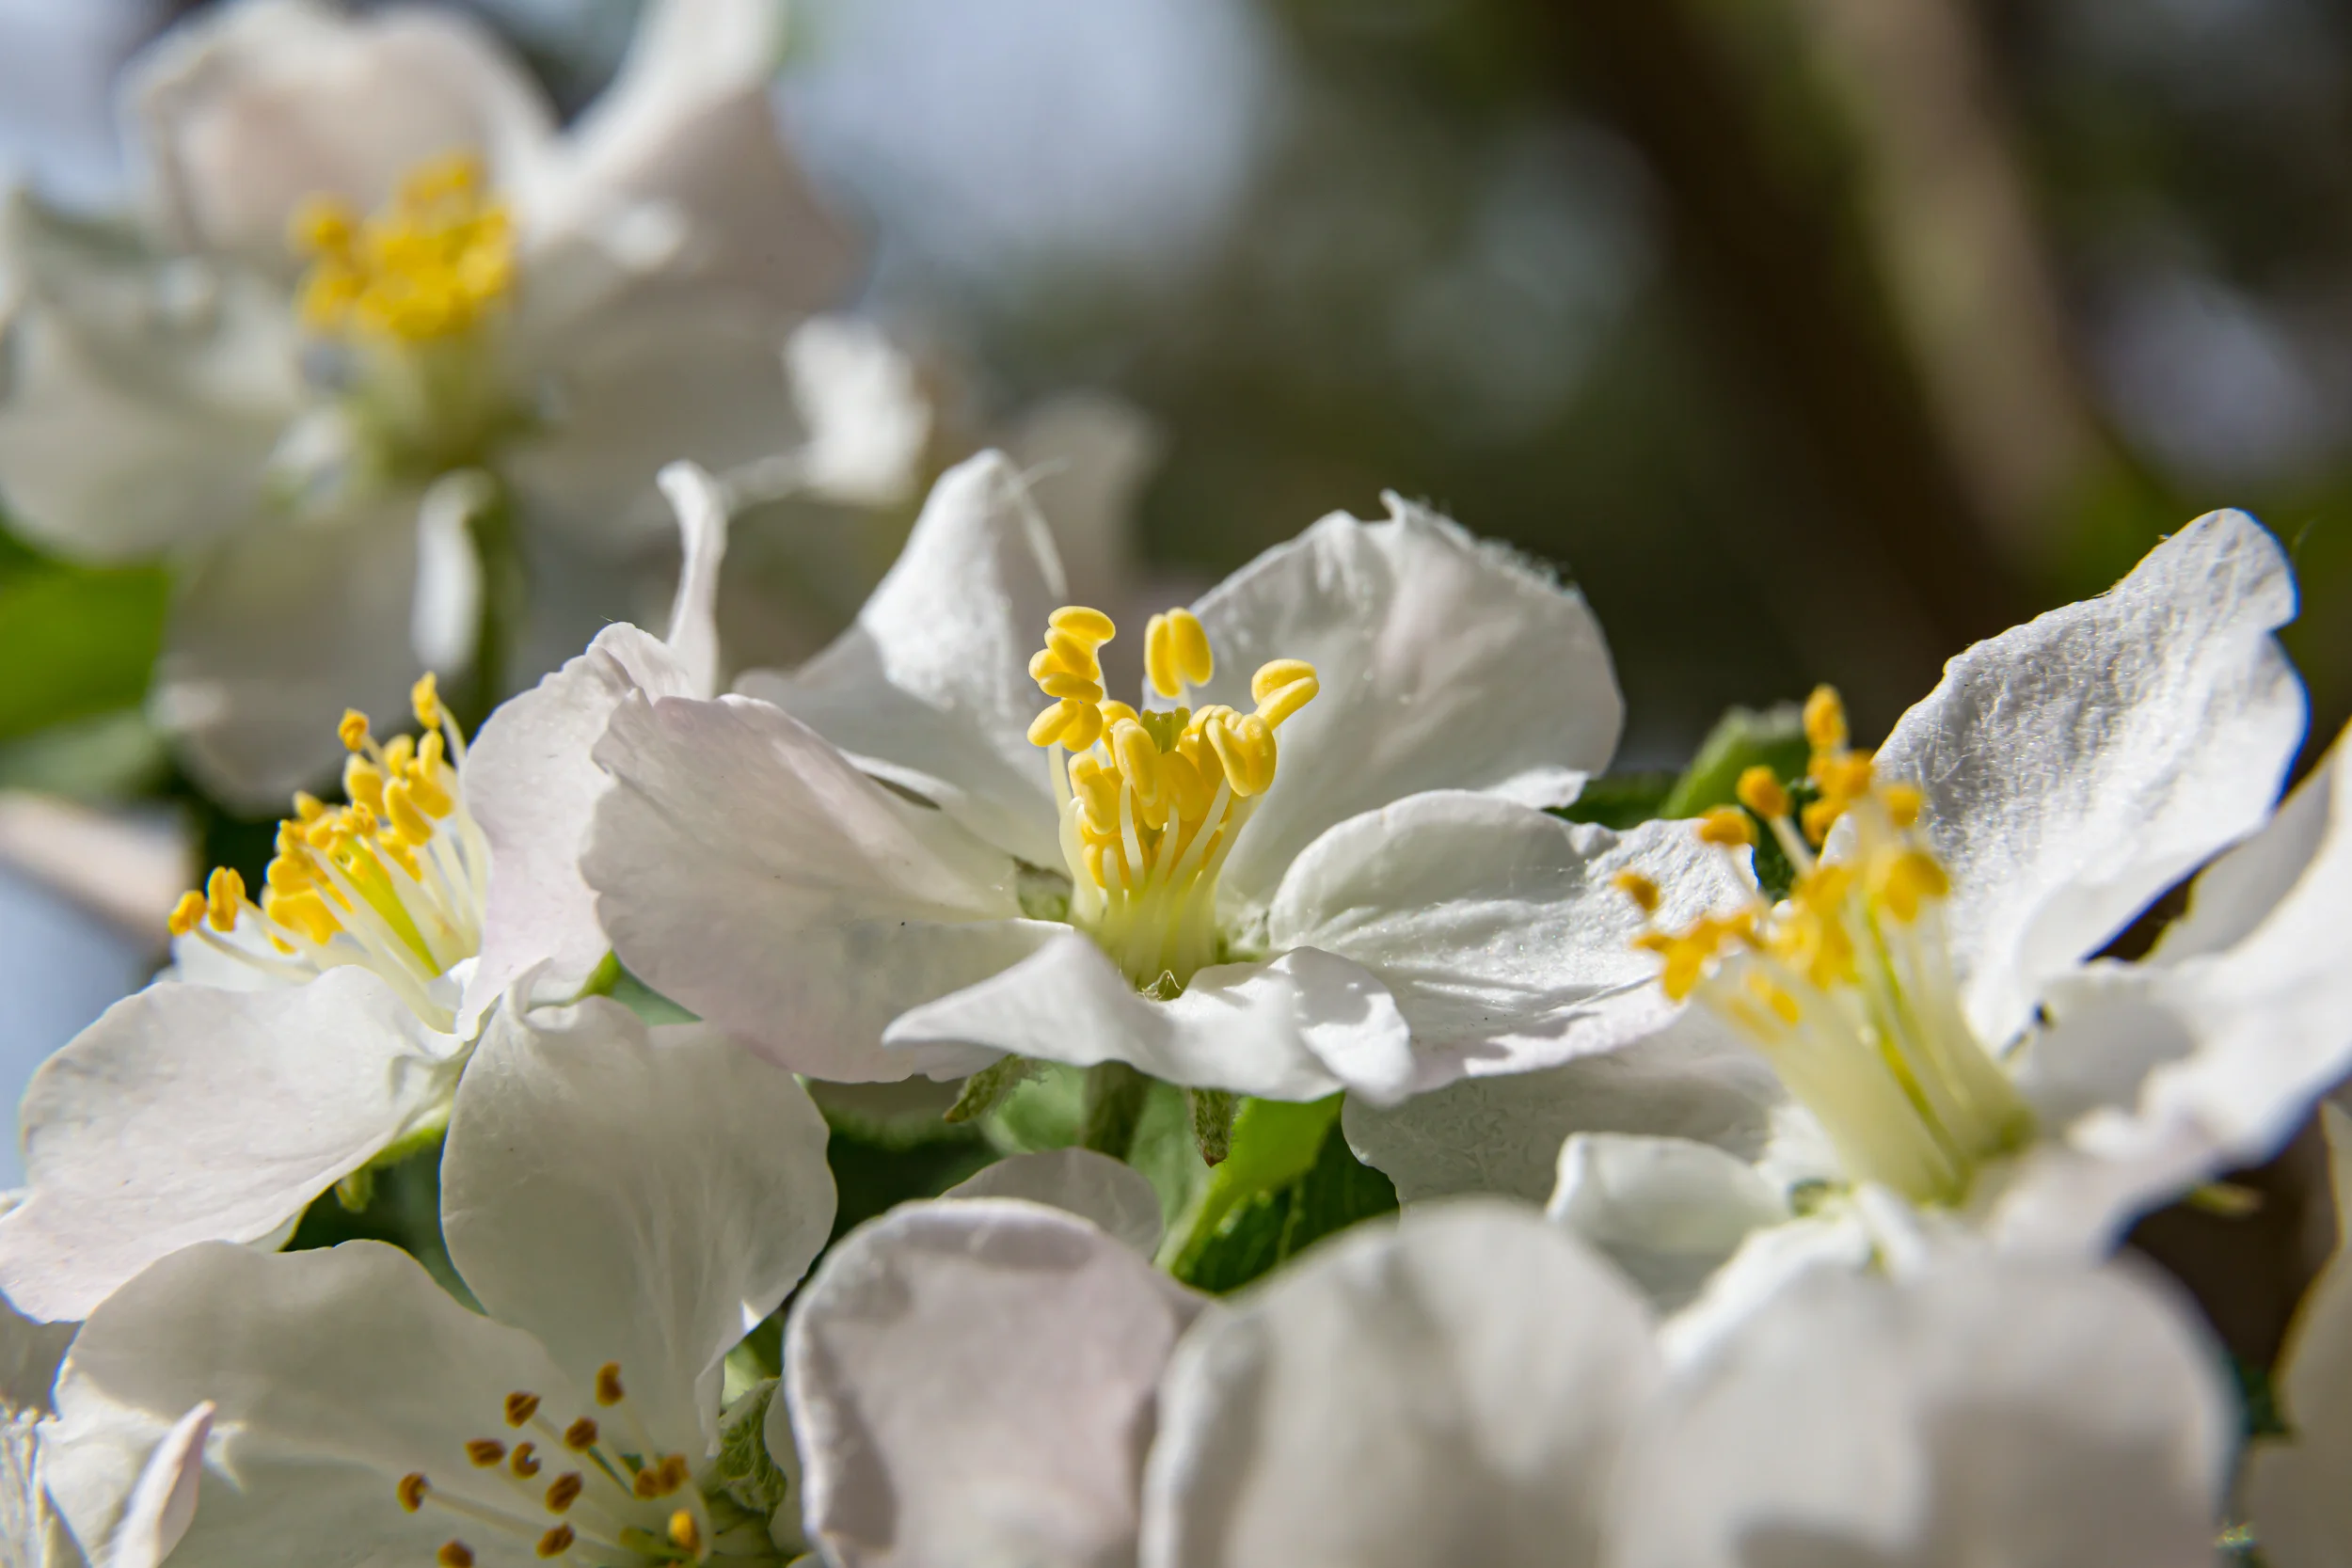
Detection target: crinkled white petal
<box><xmin>882</xmin><ymin>933</ymin><xmax>1414</xmax><ymax>1102</ymax></box>
<box><xmin>1138</xmin><ymin>1202</ymin><xmax>1658</xmax><ymax>1568</ymax></box>
<box><xmin>1614</xmin><ymin>1255</ymin><xmax>2232</xmax><ymax>1568</ymax></box>
<box><xmin>1546</xmin><ymin>1132</ymin><xmax>1790</xmax><ymax>1315</ymax></box>
<box><xmin>0</xmin><ymin>967</ymin><xmax>459</xmax><ymax>1323</ymax></box>
<box><xmin>1341</xmin><ymin>1007</ymin><xmax>1783</xmax><ymax>1204</ymax></box>
<box><xmin>946</xmin><ymin>1148</ymin><xmax>1166</xmax><ymax>1257</ymax></box>
<box><xmin>124</xmin><ymin>0</ymin><xmax>554</xmax><ymax>268</ymax></box>
<box><xmin>1184</xmin><ymin>497</ymin><xmax>1623</xmax><ymax>908</ymax></box>
<box><xmin>586</xmin><ymin>689</ymin><xmax>1052</xmax><ymax>1080</ymax></box>
<box><xmin>1866</xmin><ymin>509</ymin><xmax>2304</xmax><ymax>1046</ymax></box>
<box><xmin>441</xmin><ymin>998</ymin><xmax>834</xmax><ymax>1455</ymax></box>
<box><xmin>462</xmin><ymin>463</ymin><xmax>727</xmax><ymax>1010</ymax></box>
<box><xmin>1271</xmin><ymin>793</ymin><xmax>1756</xmax><ymax>1090</ymax></box>
<box><xmin>744</xmin><ymin>451</ymin><xmax>1072</xmax><ymax>867</ymax></box>
<box><xmin>153</xmin><ymin>488</ymin><xmax>430</xmax><ymax>811</ymax></box>
<box><xmin>785</xmin><ymin>1198</ymin><xmax>1203</xmax><ymax>1568</ymax></box>
<box><xmin>2246</xmin><ymin>1226</ymin><xmax>2352</xmax><ymax>1567</ymax></box>
<box><xmin>44</xmin><ymin>1241</ymin><xmax>570</xmax><ymax>1568</ymax></box>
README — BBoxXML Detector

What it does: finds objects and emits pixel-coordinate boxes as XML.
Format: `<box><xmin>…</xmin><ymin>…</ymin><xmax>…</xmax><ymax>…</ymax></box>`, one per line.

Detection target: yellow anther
<box><xmin>386</xmin><ymin>733</ymin><xmax>419</xmax><ymax>772</ymax></box>
<box><xmin>1251</xmin><ymin>660</ymin><xmax>1320</xmax><ymax>728</ymax></box>
<box><xmin>1812</xmin><ymin>752</ymin><xmax>1876</xmax><ymax>802</ymax></box>
<box><xmin>1696</xmin><ymin>807</ymin><xmax>1756</xmax><ymax>849</ymax></box>
<box><xmin>342</xmin><ymin>756</ymin><xmax>389</xmax><ymax>819</ymax></box>
<box><xmin>545</xmin><ymin>1473</ymin><xmax>584</xmax><ymax>1513</ymax></box>
<box><xmin>1048</xmin><ymin>606</ymin><xmax>1116</xmax><ymax>643</ymax></box>
<box><xmin>509</xmin><ymin>1442</ymin><xmax>540</xmax><ymax>1479</ymax></box>
<box><xmin>1745</xmin><ymin>970</ymin><xmax>1803</xmax><ymax>1026</ymax></box>
<box><xmin>262</xmin><ymin>888</ymin><xmax>338</xmax><ymax>945</ymax></box>
<box><xmin>1735</xmin><ymin>766</ymin><xmax>1790</xmax><ymax>820</ymax></box>
<box><xmin>1027</xmin><ymin>697</ymin><xmax>1104</xmax><ymax>752</ymax></box>
<box><xmin>1883</xmin><ymin>783</ymin><xmax>1925</xmax><ymax>829</ymax></box>
<box><xmin>1042</xmin><ymin>627</ymin><xmax>1101</xmax><ymax>678</ymax></box>
<box><xmin>168</xmin><ymin>892</ymin><xmax>206</xmax><ymax>937</ymax></box>
<box><xmin>1804</xmin><ymin>686</ymin><xmax>1849</xmax><ymax>752</ymax></box>
<box><xmin>1111</xmin><ymin>721</ymin><xmax>1165</xmax><ymax>809</ymax></box>
<box><xmin>1037</xmin><ymin>670</ymin><xmax>1103</xmax><ymax>703</ymax></box>
<box><xmin>1202</xmin><ymin>711</ymin><xmax>1276</xmax><ymax>797</ymax></box>
<box><xmin>633</xmin><ymin>1467</ymin><xmax>662</xmax><ymax>1499</ymax></box>
<box><xmin>669</xmin><ymin>1511</ymin><xmax>703</xmax><ymax>1556</ymax></box>
<box><xmin>594</xmin><ymin>1363</ymin><xmax>625</xmax><ymax>1406</ymax></box>
<box><xmin>535</xmin><ymin>1525</ymin><xmax>574</xmax><ymax>1560</ymax></box>
<box><xmin>563</xmin><ymin>1418</ymin><xmax>598</xmax><ymax>1451</ymax></box>
<box><xmin>1146</xmin><ymin>609</ymin><xmax>1215</xmax><ymax>698</ymax></box>
<box><xmin>386</xmin><ymin>778</ymin><xmax>435</xmax><ymax>844</ymax></box>
<box><xmin>465</xmin><ymin>1438</ymin><xmax>506</xmax><ymax>1467</ymax></box>
<box><xmin>504</xmin><ymin>1391</ymin><xmax>540</xmax><ymax>1428</ymax></box>
<box><xmin>1872</xmin><ymin>847</ymin><xmax>1951</xmax><ymax>924</ymax></box>
<box><xmin>1612</xmin><ymin>870</ymin><xmax>1661</xmax><ymax>914</ymax></box>
<box><xmin>293</xmin><ymin>792</ymin><xmax>329</xmax><ymax>824</ymax></box>
<box><xmin>412</xmin><ymin>673</ymin><xmax>443</xmax><ymax>731</ymax></box>
<box><xmin>205</xmin><ymin>866</ymin><xmax>246</xmax><ymax>931</ymax></box>
<box><xmin>397</xmin><ymin>1473</ymin><xmax>430</xmax><ymax>1513</ymax></box>
<box><xmin>339</xmin><ymin>710</ymin><xmax>372</xmax><ymax>752</ymax></box>
<box><xmin>1801</xmin><ymin>798</ymin><xmax>1845</xmax><ymax>847</ymax></box>
<box><xmin>296</xmin><ymin>151</ymin><xmax>513</xmax><ymax>341</ymax></box>
<box><xmin>289</xmin><ymin>195</ymin><xmax>355</xmax><ymax>256</ymax></box>
<box><xmin>438</xmin><ymin>1544</ymin><xmax>475</xmax><ymax>1568</ymax></box>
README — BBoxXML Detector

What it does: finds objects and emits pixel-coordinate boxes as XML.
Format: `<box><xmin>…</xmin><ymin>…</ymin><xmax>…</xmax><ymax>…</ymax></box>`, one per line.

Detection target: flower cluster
<box><xmin>2</xmin><ymin>5</ymin><xmax>2352</xmax><ymax>1568</ymax></box>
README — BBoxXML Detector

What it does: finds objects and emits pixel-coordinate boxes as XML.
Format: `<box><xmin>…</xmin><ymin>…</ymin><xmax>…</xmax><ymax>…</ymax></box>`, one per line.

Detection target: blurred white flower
<box><xmin>582</xmin><ymin>449</ymin><xmax>1740</xmax><ymax>1102</ymax></box>
<box><xmin>0</xmin><ymin>463</ymin><xmax>732</xmax><ymax>1323</ymax></box>
<box><xmin>2242</xmin><ymin>1104</ymin><xmax>2352</xmax><ymax>1567</ymax></box>
<box><xmin>0</xmin><ymin>0</ymin><xmax>855</xmax><ymax>806</ymax></box>
<box><xmin>39</xmin><ymin>994</ymin><xmax>835</xmax><ymax>1568</ymax></box>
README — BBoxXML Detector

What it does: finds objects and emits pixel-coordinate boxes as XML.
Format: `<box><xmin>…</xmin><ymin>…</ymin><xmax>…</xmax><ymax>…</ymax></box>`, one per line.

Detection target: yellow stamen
<box><xmin>205</xmin><ymin>867</ymin><xmax>246</xmax><ymax>931</ymax></box>
<box><xmin>412</xmin><ymin>672</ymin><xmax>444</xmax><ymax>731</ymax></box>
<box><xmin>1803</xmin><ymin>685</ymin><xmax>1849</xmax><ymax>752</ymax></box>
<box><xmin>545</xmin><ymin>1473</ymin><xmax>584</xmax><ymax>1513</ymax></box>
<box><xmin>1697</xmin><ymin>806</ymin><xmax>1756</xmax><ymax>849</ymax></box>
<box><xmin>339</xmin><ymin>709</ymin><xmax>372</xmax><ymax>752</ymax></box>
<box><xmin>594</xmin><ymin>1363</ymin><xmax>625</xmax><ymax>1407</ymax></box>
<box><xmin>294</xmin><ymin>150</ymin><xmax>514</xmax><ymax>344</ymax></box>
<box><xmin>564</xmin><ymin>1418</ymin><xmax>598</xmax><ymax>1452</ymax></box>
<box><xmin>465</xmin><ymin>1438</ymin><xmax>506</xmax><ymax>1467</ymax></box>
<box><xmin>1612</xmin><ymin>869</ymin><xmax>1661</xmax><ymax>914</ymax></box>
<box><xmin>1735</xmin><ymin>765</ymin><xmax>1790</xmax><ymax>820</ymax></box>
<box><xmin>398</xmin><ymin>1473</ymin><xmax>431</xmax><ymax>1513</ymax></box>
<box><xmin>669</xmin><ymin>1511</ymin><xmax>703</xmax><ymax>1556</ymax></box>
<box><xmin>508</xmin><ymin>1442</ymin><xmax>540</xmax><ymax>1479</ymax></box>
<box><xmin>1871</xmin><ymin>847</ymin><xmax>1950</xmax><ymax>924</ymax></box>
<box><xmin>168</xmin><ymin>892</ymin><xmax>206</xmax><ymax>937</ymax></box>
<box><xmin>1883</xmin><ymin>783</ymin><xmax>1925</xmax><ymax>828</ymax></box>
<box><xmin>504</xmin><ymin>1392</ymin><xmax>541</xmax><ymax>1428</ymax></box>
<box><xmin>438</xmin><ymin>1544</ymin><xmax>475</xmax><ymax>1568</ymax></box>
<box><xmin>1145</xmin><ymin>608</ymin><xmax>1215</xmax><ymax>698</ymax></box>
<box><xmin>535</xmin><ymin>1525</ymin><xmax>574</xmax><ymax>1560</ymax></box>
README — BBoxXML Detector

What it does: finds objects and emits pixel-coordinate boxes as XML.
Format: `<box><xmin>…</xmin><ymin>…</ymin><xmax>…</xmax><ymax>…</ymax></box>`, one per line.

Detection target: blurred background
<box><xmin>3</xmin><ymin>0</ymin><xmax>2350</xmax><ymax>1181</ymax></box>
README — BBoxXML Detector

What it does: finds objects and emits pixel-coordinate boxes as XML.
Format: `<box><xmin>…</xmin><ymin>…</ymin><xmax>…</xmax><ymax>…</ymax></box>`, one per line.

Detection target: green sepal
<box><xmin>1174</xmin><ymin>1111</ymin><xmax>1399</xmax><ymax>1293</ymax></box>
<box><xmin>1188</xmin><ymin>1087</ymin><xmax>1238</xmax><ymax>1166</ymax></box>
<box><xmin>944</xmin><ymin>1055</ymin><xmax>1037</xmax><ymax>1124</ymax></box>
<box><xmin>1162</xmin><ymin>1095</ymin><xmax>1341</xmax><ymax>1275</ymax></box>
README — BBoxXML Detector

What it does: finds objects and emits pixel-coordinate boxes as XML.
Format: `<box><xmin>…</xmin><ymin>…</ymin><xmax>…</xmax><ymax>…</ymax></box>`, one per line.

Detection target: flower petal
<box><xmin>1138</xmin><ymin>1202</ymin><xmax>1658</xmax><ymax>1568</ymax></box>
<box><xmin>441</xmin><ymin>998</ymin><xmax>834</xmax><ymax>1454</ymax></box>
<box><xmin>43</xmin><ymin>1241</ymin><xmax>568</xmax><ymax>1568</ymax></box>
<box><xmin>107</xmin><ymin>1401</ymin><xmax>213</xmax><ymax>1568</ymax></box>
<box><xmin>153</xmin><ymin>489</ymin><xmax>430</xmax><ymax>811</ymax></box>
<box><xmin>1546</xmin><ymin>1132</ymin><xmax>1790</xmax><ymax>1314</ymax></box>
<box><xmin>743</xmin><ymin>451</ymin><xmax>1071</xmax><ymax>867</ymax></box>
<box><xmin>586</xmin><ymin>689</ymin><xmax>1050</xmax><ymax>1080</ymax></box>
<box><xmin>785</xmin><ymin>1198</ymin><xmax>1203</xmax><ymax>1568</ymax></box>
<box><xmin>882</xmin><ymin>933</ymin><xmax>1413</xmax><ymax>1102</ymax></box>
<box><xmin>1341</xmin><ymin>1008</ymin><xmax>1783</xmax><ymax>1204</ymax></box>
<box><xmin>1272</xmin><ymin>793</ymin><xmax>1755</xmax><ymax>1089</ymax></box>
<box><xmin>2246</xmin><ymin>1227</ymin><xmax>2352</xmax><ymax>1566</ymax></box>
<box><xmin>125</xmin><ymin>0</ymin><xmax>553</xmax><ymax>269</ymax></box>
<box><xmin>1867</xmin><ymin>509</ymin><xmax>2303</xmax><ymax>1045</ymax></box>
<box><xmin>462</xmin><ymin>463</ymin><xmax>727</xmax><ymax>1011</ymax></box>
<box><xmin>0</xmin><ymin>967</ymin><xmax>458</xmax><ymax>1323</ymax></box>
<box><xmin>946</xmin><ymin>1148</ymin><xmax>1167</xmax><ymax>1257</ymax></box>
<box><xmin>1184</xmin><ymin>497</ymin><xmax>1622</xmax><ymax>907</ymax></box>
<box><xmin>1613</xmin><ymin>1255</ymin><xmax>2232</xmax><ymax>1568</ymax></box>
<box><xmin>1002</xmin><ymin>392</ymin><xmax>1163</xmax><ymax>641</ymax></box>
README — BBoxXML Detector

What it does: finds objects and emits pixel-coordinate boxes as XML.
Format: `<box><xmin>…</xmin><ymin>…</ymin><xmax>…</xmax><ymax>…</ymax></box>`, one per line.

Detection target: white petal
<box><xmin>1342</xmin><ymin>1008</ymin><xmax>1783</xmax><ymax>1203</ymax></box>
<box><xmin>2155</xmin><ymin>725</ymin><xmax>2345</xmax><ymax>963</ymax></box>
<box><xmin>883</xmin><ymin>934</ymin><xmax>1412</xmax><ymax>1102</ymax></box>
<box><xmin>1139</xmin><ymin>1202</ymin><xmax>1657</xmax><ymax>1568</ymax></box>
<box><xmin>946</xmin><ymin>1149</ymin><xmax>1166</xmax><ymax>1256</ymax></box>
<box><xmin>1655</xmin><ymin>1207</ymin><xmax>1878</xmax><ymax>1369</ymax></box>
<box><xmin>154</xmin><ymin>490</ymin><xmax>428</xmax><ymax>811</ymax></box>
<box><xmin>107</xmin><ymin>1402</ymin><xmax>212</xmax><ymax>1568</ymax></box>
<box><xmin>1002</xmin><ymin>392</ymin><xmax>1163</xmax><ymax>631</ymax></box>
<box><xmin>1184</xmin><ymin>497</ymin><xmax>1622</xmax><ymax>907</ymax></box>
<box><xmin>0</xmin><ymin>967</ymin><xmax>458</xmax><ymax>1323</ymax></box>
<box><xmin>1546</xmin><ymin>1133</ymin><xmax>1788</xmax><ymax>1314</ymax></box>
<box><xmin>0</xmin><ymin>199</ymin><xmax>299</xmax><ymax>561</ymax></box>
<box><xmin>408</xmin><ymin>469</ymin><xmax>493</xmax><ymax>675</ymax></box>
<box><xmin>1615</xmin><ymin>1256</ymin><xmax>2232</xmax><ymax>1568</ymax></box>
<box><xmin>43</xmin><ymin>1241</ymin><xmax>568</xmax><ymax>1568</ymax></box>
<box><xmin>125</xmin><ymin>0</ymin><xmax>554</xmax><ymax>268</ymax></box>
<box><xmin>1867</xmin><ymin>509</ymin><xmax>2303</xmax><ymax>1045</ymax></box>
<box><xmin>786</xmin><ymin>316</ymin><xmax>933</xmax><ymax>509</ymax></box>
<box><xmin>744</xmin><ymin>451</ymin><xmax>1071</xmax><ymax>867</ymax></box>
<box><xmin>586</xmin><ymin>690</ymin><xmax>1050</xmax><ymax>1080</ymax></box>
<box><xmin>441</xmin><ymin>999</ymin><xmax>834</xmax><ymax>1454</ymax></box>
<box><xmin>461</xmin><ymin>464</ymin><xmax>727</xmax><ymax>1010</ymax></box>
<box><xmin>1272</xmin><ymin>793</ymin><xmax>1755</xmax><ymax>1089</ymax></box>
<box><xmin>521</xmin><ymin>0</ymin><xmax>854</xmax><ymax>312</ymax></box>
<box><xmin>785</xmin><ymin>1198</ymin><xmax>1202</xmax><ymax>1568</ymax></box>
<box><xmin>2246</xmin><ymin>1243</ymin><xmax>2352</xmax><ymax>1568</ymax></box>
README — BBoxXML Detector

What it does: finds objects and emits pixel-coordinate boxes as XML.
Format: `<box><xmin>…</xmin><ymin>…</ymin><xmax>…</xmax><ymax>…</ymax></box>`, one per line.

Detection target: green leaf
<box><xmin>1163</xmin><ymin>1095</ymin><xmax>1341</xmax><ymax>1274</ymax></box>
<box><xmin>0</xmin><ymin>556</ymin><xmax>170</xmax><ymax>741</ymax></box>
<box><xmin>0</xmin><ymin>709</ymin><xmax>170</xmax><ymax>800</ymax></box>
<box><xmin>1658</xmin><ymin>703</ymin><xmax>1808</xmax><ymax>819</ymax></box>
<box><xmin>1175</xmin><ymin>1113</ymin><xmax>1399</xmax><ymax>1293</ymax></box>
<box><xmin>1553</xmin><ymin>770</ymin><xmax>1677</xmax><ymax>830</ymax></box>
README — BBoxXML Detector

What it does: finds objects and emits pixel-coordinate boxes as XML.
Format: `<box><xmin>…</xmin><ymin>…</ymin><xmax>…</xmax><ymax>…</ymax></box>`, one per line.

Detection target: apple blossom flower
<box><xmin>0</xmin><ymin>0</ymin><xmax>856</xmax><ymax>806</ymax></box>
<box><xmin>584</xmin><ymin>448</ymin><xmax>1752</xmax><ymax>1104</ymax></box>
<box><xmin>0</xmin><ymin>461</ymin><xmax>734</xmax><ymax>1323</ymax></box>
<box><xmin>39</xmin><ymin>993</ymin><xmax>835</xmax><ymax>1568</ymax></box>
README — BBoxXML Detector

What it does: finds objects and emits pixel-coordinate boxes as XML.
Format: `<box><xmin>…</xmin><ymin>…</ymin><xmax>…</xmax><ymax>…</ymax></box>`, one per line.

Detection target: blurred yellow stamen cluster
<box><xmin>396</xmin><ymin>1360</ymin><xmax>718</xmax><ymax>1566</ymax></box>
<box><xmin>1625</xmin><ymin>686</ymin><xmax>2032</xmax><ymax>1205</ymax></box>
<box><xmin>167</xmin><ymin>675</ymin><xmax>489</xmax><ymax>1032</ymax></box>
<box><xmin>293</xmin><ymin>151</ymin><xmax>515</xmax><ymax>343</ymax></box>
<box><xmin>1027</xmin><ymin>605</ymin><xmax>1318</xmax><ymax>990</ymax></box>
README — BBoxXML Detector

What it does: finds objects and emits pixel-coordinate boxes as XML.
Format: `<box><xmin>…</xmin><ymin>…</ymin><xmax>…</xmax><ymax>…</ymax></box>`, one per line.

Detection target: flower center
<box><xmin>1026</xmin><ymin>606</ymin><xmax>1318</xmax><ymax>992</ymax></box>
<box><xmin>289</xmin><ymin>150</ymin><xmax>522</xmax><ymax>471</ymax></box>
<box><xmin>167</xmin><ymin>674</ymin><xmax>489</xmax><ymax>1034</ymax></box>
<box><xmin>1621</xmin><ymin>687</ymin><xmax>2034</xmax><ymax>1206</ymax></box>
<box><xmin>394</xmin><ymin>1362</ymin><xmax>783</xmax><ymax>1567</ymax></box>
